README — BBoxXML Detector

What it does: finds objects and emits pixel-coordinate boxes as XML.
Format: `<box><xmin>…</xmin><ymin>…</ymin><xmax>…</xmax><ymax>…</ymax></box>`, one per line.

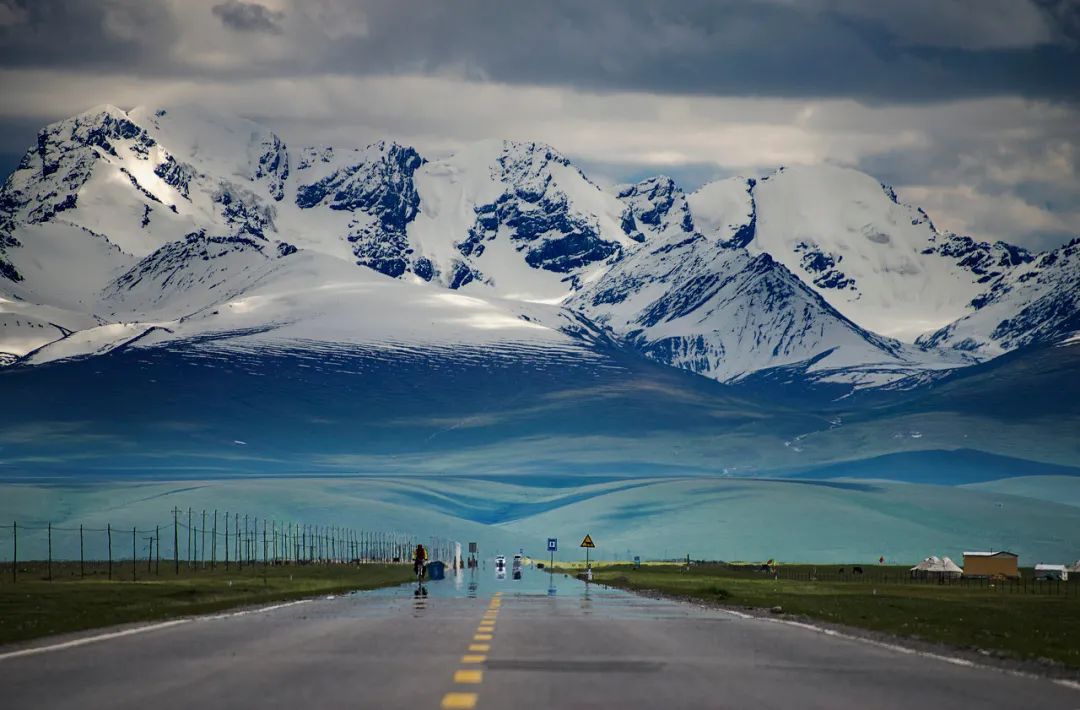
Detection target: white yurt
<box><xmin>910</xmin><ymin>556</ymin><xmax>963</xmax><ymax>579</ymax></box>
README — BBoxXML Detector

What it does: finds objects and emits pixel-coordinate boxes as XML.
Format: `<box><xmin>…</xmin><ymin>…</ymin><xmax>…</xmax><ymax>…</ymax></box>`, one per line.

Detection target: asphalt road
<box><xmin>1</xmin><ymin>566</ymin><xmax>1078</xmax><ymax>709</ymax></box>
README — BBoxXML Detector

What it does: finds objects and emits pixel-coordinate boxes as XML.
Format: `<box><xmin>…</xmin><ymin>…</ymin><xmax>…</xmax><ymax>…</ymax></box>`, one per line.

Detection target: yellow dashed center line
<box><xmin>454</xmin><ymin>669</ymin><xmax>484</xmax><ymax>684</ymax></box>
<box><xmin>441</xmin><ymin>693</ymin><xmax>478</xmax><ymax>709</ymax></box>
<box><xmin>440</xmin><ymin>595</ymin><xmax>504</xmax><ymax>710</ymax></box>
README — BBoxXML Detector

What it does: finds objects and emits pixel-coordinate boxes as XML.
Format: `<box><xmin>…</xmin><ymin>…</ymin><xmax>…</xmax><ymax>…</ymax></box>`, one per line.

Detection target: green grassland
<box><xmin>572</xmin><ymin>563</ymin><xmax>1080</xmax><ymax>669</ymax></box>
<box><xmin>0</xmin><ymin>562</ymin><xmax>412</xmax><ymax>646</ymax></box>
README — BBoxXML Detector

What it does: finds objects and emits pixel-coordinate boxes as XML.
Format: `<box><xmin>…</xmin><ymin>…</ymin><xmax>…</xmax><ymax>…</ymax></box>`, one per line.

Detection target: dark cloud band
<box><xmin>0</xmin><ymin>0</ymin><xmax>1076</xmax><ymax>103</ymax></box>
<box><xmin>211</xmin><ymin>0</ymin><xmax>284</xmax><ymax>34</ymax></box>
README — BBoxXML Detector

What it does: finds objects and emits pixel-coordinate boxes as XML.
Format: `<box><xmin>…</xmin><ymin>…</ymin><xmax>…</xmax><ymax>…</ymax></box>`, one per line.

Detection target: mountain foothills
<box><xmin>0</xmin><ymin>105</ymin><xmax>1077</xmax><ymax>477</ymax></box>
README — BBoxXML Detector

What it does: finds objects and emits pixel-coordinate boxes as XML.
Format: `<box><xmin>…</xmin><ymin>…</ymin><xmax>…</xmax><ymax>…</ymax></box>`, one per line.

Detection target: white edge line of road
<box><xmin>0</xmin><ymin>599</ymin><xmax>312</xmax><ymax>662</ymax></box>
<box><xmin>717</xmin><ymin>608</ymin><xmax>1080</xmax><ymax>693</ymax></box>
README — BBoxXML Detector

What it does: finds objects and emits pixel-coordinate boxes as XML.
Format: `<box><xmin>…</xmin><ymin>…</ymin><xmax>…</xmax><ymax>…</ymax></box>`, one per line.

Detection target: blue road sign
<box><xmin>547</xmin><ymin>537</ymin><xmax>558</xmax><ymax>552</ymax></box>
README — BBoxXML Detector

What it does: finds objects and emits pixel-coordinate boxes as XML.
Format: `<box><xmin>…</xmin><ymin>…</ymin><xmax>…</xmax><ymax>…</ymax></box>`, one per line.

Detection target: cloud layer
<box><xmin>0</xmin><ymin>0</ymin><xmax>1076</xmax><ymax>249</ymax></box>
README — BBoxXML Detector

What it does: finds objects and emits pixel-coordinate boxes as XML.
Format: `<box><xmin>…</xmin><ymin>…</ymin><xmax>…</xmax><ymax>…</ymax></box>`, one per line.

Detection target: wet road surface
<box><xmin>1</xmin><ymin>566</ymin><xmax>1078</xmax><ymax>709</ymax></box>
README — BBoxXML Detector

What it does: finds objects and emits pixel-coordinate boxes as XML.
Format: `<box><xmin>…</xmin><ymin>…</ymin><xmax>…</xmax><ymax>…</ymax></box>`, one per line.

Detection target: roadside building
<box><xmin>909</xmin><ymin>556</ymin><xmax>962</xmax><ymax>580</ymax></box>
<box><xmin>1034</xmin><ymin>564</ymin><xmax>1069</xmax><ymax>581</ymax></box>
<box><xmin>962</xmin><ymin>550</ymin><xmax>1019</xmax><ymax>578</ymax></box>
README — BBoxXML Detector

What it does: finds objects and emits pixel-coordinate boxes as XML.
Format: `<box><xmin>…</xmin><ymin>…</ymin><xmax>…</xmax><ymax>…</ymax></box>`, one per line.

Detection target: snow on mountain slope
<box><xmin>99</xmin><ymin>231</ymin><xmax>296</xmax><ymax>319</ymax></box>
<box><xmin>575</xmin><ymin>177</ymin><xmax>959</xmax><ymax>384</ymax></box>
<box><xmin>0</xmin><ymin>295</ymin><xmax>100</xmax><ymax>361</ymax></box>
<box><xmin>918</xmin><ymin>238</ymin><xmax>1080</xmax><ymax>357</ymax></box>
<box><xmin>688</xmin><ymin>166</ymin><xmax>1033</xmax><ymax>342</ymax></box>
<box><xmin>409</xmin><ymin>140</ymin><xmax>633</xmax><ymax>301</ymax></box>
<box><xmin>22</xmin><ymin>244</ymin><xmax>603</xmax><ymax>367</ymax></box>
<box><xmin>686</xmin><ymin>176</ymin><xmax>756</xmax><ymax>246</ymax></box>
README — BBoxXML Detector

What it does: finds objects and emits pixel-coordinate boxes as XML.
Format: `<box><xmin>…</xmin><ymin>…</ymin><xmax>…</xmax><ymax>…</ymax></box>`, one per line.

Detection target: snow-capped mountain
<box><xmin>0</xmin><ymin>105</ymin><xmax>1075</xmax><ymax>396</ymax></box>
<box><xmin>917</xmin><ymin>238</ymin><xmax>1080</xmax><ymax>357</ymax></box>
<box><xmin>687</xmin><ymin>166</ymin><xmax>1035</xmax><ymax>342</ymax></box>
<box><xmin>572</xmin><ymin>176</ymin><xmax>959</xmax><ymax>384</ymax></box>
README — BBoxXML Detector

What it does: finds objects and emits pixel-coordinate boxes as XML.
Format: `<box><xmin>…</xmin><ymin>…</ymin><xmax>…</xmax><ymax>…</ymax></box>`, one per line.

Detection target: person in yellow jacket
<box><xmin>413</xmin><ymin>544</ymin><xmax>428</xmax><ymax>580</ymax></box>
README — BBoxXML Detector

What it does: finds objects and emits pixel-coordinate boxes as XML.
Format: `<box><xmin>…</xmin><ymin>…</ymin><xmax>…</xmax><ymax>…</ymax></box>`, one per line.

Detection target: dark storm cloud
<box><xmin>305</xmin><ymin>0</ymin><xmax>1079</xmax><ymax>103</ymax></box>
<box><xmin>0</xmin><ymin>0</ymin><xmax>1076</xmax><ymax>103</ymax></box>
<box><xmin>0</xmin><ymin>0</ymin><xmax>178</xmax><ymax>69</ymax></box>
<box><xmin>211</xmin><ymin>0</ymin><xmax>284</xmax><ymax>34</ymax></box>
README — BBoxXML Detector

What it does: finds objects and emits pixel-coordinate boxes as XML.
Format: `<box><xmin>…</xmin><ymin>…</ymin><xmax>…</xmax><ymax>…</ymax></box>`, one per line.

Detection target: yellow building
<box><xmin>962</xmin><ymin>551</ymin><xmax>1019</xmax><ymax>578</ymax></box>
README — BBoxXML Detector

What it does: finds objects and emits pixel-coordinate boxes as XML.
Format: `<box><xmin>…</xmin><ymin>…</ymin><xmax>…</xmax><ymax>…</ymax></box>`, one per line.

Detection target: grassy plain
<box><xmin>0</xmin><ymin>562</ymin><xmax>411</xmax><ymax>646</ymax></box>
<box><xmin>571</xmin><ymin>563</ymin><xmax>1080</xmax><ymax>668</ymax></box>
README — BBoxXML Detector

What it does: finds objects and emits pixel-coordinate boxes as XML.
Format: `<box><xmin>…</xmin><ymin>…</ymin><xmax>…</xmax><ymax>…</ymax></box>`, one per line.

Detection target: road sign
<box><xmin>468</xmin><ymin>542</ymin><xmax>477</xmax><ymax>554</ymax></box>
<box><xmin>580</xmin><ymin>534</ymin><xmax>595</xmax><ymax>548</ymax></box>
<box><xmin>547</xmin><ymin>538</ymin><xmax>558</xmax><ymax>552</ymax></box>
<box><xmin>634</xmin><ymin>556</ymin><xmax>641</xmax><ymax>567</ymax></box>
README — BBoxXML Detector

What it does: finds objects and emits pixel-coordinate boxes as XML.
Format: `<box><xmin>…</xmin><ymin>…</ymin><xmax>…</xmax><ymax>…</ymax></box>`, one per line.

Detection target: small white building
<box><xmin>910</xmin><ymin>556</ymin><xmax>963</xmax><ymax>579</ymax></box>
<box><xmin>1034</xmin><ymin>564</ymin><xmax>1069</xmax><ymax>581</ymax></box>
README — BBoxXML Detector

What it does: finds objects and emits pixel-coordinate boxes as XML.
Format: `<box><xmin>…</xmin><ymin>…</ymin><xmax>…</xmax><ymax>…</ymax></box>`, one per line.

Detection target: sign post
<box><xmin>580</xmin><ymin>534</ymin><xmax>595</xmax><ymax>580</ymax></box>
<box><xmin>547</xmin><ymin>537</ymin><xmax>557</xmax><ymax>571</ymax></box>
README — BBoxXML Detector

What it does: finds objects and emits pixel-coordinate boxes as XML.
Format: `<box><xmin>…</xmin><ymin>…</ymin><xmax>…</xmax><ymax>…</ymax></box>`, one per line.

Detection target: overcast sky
<box><xmin>0</xmin><ymin>0</ymin><xmax>1077</xmax><ymax>250</ymax></box>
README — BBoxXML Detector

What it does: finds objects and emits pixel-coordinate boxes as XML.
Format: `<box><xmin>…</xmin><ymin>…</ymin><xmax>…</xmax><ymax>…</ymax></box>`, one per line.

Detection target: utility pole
<box><xmin>212</xmin><ymin>510</ymin><xmax>217</xmax><ymax>570</ymax></box>
<box><xmin>173</xmin><ymin>507</ymin><xmax>179</xmax><ymax>575</ymax></box>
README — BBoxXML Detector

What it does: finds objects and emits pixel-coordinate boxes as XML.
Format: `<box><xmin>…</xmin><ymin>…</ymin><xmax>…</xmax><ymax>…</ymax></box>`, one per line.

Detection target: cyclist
<box><xmin>413</xmin><ymin>543</ymin><xmax>428</xmax><ymax>580</ymax></box>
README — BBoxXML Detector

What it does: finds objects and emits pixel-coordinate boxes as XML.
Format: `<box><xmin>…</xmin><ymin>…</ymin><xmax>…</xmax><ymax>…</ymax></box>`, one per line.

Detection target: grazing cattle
<box><xmin>852</xmin><ymin>566</ymin><xmax>864</xmax><ymax>575</ymax></box>
<box><xmin>838</xmin><ymin>567</ymin><xmax>846</xmax><ymax>575</ymax></box>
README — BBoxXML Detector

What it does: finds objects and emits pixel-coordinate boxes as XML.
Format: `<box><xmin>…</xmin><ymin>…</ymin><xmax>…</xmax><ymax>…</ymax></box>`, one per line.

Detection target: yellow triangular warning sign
<box><xmin>580</xmin><ymin>534</ymin><xmax>595</xmax><ymax>548</ymax></box>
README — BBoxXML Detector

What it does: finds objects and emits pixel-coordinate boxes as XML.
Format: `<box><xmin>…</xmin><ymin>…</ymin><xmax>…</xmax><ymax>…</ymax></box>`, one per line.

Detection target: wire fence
<box><xmin>0</xmin><ymin>507</ymin><xmax>456</xmax><ymax>584</ymax></box>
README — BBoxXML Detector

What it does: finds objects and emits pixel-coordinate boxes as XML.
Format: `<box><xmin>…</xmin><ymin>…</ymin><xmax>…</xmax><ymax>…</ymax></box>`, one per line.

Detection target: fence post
<box><xmin>201</xmin><ymin>510</ymin><xmax>206</xmax><ymax>569</ymax></box>
<box><xmin>187</xmin><ymin>508</ymin><xmax>193</xmax><ymax>569</ymax></box>
<box><xmin>236</xmin><ymin>513</ymin><xmax>242</xmax><ymax>570</ymax></box>
<box><xmin>155</xmin><ymin>525</ymin><xmax>160</xmax><ymax>575</ymax></box>
<box><xmin>80</xmin><ymin>524</ymin><xmax>85</xmax><ymax>579</ymax></box>
<box><xmin>173</xmin><ymin>508</ymin><xmax>179</xmax><ymax>575</ymax></box>
<box><xmin>47</xmin><ymin>522</ymin><xmax>52</xmax><ymax>582</ymax></box>
<box><xmin>12</xmin><ymin>521</ymin><xmax>16</xmax><ymax>584</ymax></box>
<box><xmin>107</xmin><ymin>524</ymin><xmax>113</xmax><ymax>581</ymax></box>
<box><xmin>212</xmin><ymin>510</ymin><xmax>217</xmax><ymax>570</ymax></box>
<box><xmin>263</xmin><ymin>521</ymin><xmax>267</xmax><ymax>569</ymax></box>
<box><xmin>132</xmin><ymin>527</ymin><xmax>137</xmax><ymax>582</ymax></box>
<box><xmin>224</xmin><ymin>512</ymin><xmax>230</xmax><ymax>570</ymax></box>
